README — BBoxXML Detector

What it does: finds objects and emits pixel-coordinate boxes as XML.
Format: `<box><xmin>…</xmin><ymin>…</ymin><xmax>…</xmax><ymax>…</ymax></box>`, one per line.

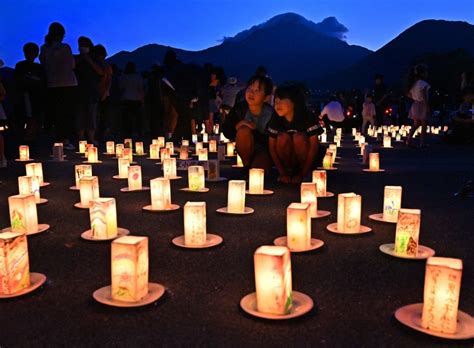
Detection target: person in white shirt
<box><xmin>119</xmin><ymin>62</ymin><xmax>144</xmax><ymax>138</ymax></box>
<box><xmin>320</xmin><ymin>97</ymin><xmax>345</xmax><ymax>128</ymax></box>
<box><xmin>361</xmin><ymin>94</ymin><xmax>376</xmax><ymax>134</ymax></box>
<box><xmin>406</xmin><ymin>64</ymin><xmax>430</xmax><ymax>147</ymax></box>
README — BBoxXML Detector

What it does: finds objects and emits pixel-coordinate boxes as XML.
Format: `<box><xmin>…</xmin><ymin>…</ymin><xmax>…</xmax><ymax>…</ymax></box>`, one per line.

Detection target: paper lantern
<box><xmin>312</xmin><ymin>170</ymin><xmax>327</xmax><ymax>196</ymax></box>
<box><xmin>300</xmin><ymin>183</ymin><xmax>318</xmax><ymax>217</ymax></box>
<box><xmin>128</xmin><ymin>165</ymin><xmax>143</xmax><ymax>191</ymax></box>
<box><xmin>421</xmin><ymin>257</ymin><xmax>463</xmax><ymax>334</ymax></box>
<box><xmin>188</xmin><ymin>166</ymin><xmax>205</xmax><ymax>191</ymax></box>
<box><xmin>362</xmin><ymin>144</ymin><xmax>373</xmax><ymax>164</ymax></box>
<box><xmin>157</xmin><ymin>136</ymin><xmax>165</xmax><ymax>148</ymax></box>
<box><xmin>160</xmin><ymin>148</ymin><xmax>170</xmax><ymax>162</ymax></box>
<box><xmin>254</xmin><ymin>246</ymin><xmax>292</xmax><ymax>315</ymax></box>
<box><xmin>209</xmin><ymin>140</ymin><xmax>217</xmax><ymax>152</ymax></box>
<box><xmin>201</xmin><ymin>133</ymin><xmax>207</xmax><ymax>143</ymax></box>
<box><xmin>287</xmin><ymin>203</ymin><xmax>311</xmax><ymax>251</ymax></box>
<box><xmin>25</xmin><ymin>163</ymin><xmax>44</xmax><ymax>186</ymax></box>
<box><xmin>184</xmin><ymin>202</ymin><xmax>207</xmax><ymax>246</ymax></box>
<box><xmin>52</xmin><ymin>143</ymin><xmax>64</xmax><ymax>161</ymax></box>
<box><xmin>19</xmin><ymin>145</ymin><xmax>30</xmax><ymax>161</ymax></box>
<box><xmin>320</xmin><ymin>133</ymin><xmax>327</xmax><ymax>143</ymax></box>
<box><xmin>89</xmin><ymin>198</ymin><xmax>118</xmax><ymax>239</ymax></box>
<box><xmin>87</xmin><ymin>146</ymin><xmax>99</xmax><ymax>163</ymax></box>
<box><xmin>106</xmin><ymin>141</ymin><xmax>115</xmax><ymax>154</ymax></box>
<box><xmin>235</xmin><ymin>154</ymin><xmax>244</xmax><ymax>167</ymax></box>
<box><xmin>117</xmin><ymin>158</ymin><xmax>129</xmax><ymax>179</ymax></box>
<box><xmin>75</xmin><ymin>164</ymin><xmax>92</xmax><ymax>187</ymax></box>
<box><xmin>329</xmin><ymin>144</ymin><xmax>337</xmax><ymax>159</ymax></box>
<box><xmin>123</xmin><ymin>148</ymin><xmax>133</xmax><ymax>163</ymax></box>
<box><xmin>337</xmin><ymin>193</ymin><xmax>362</xmax><ymax>233</ymax></box>
<box><xmin>383</xmin><ymin>136</ymin><xmax>392</xmax><ymax>148</ymax></box>
<box><xmin>150</xmin><ymin>178</ymin><xmax>172</xmax><ymax>210</ymax></box>
<box><xmin>179</xmin><ymin>146</ymin><xmax>189</xmax><ymax>160</ymax></box>
<box><xmin>135</xmin><ymin>142</ymin><xmax>144</xmax><ymax>155</ymax></box>
<box><xmin>191</xmin><ymin>134</ymin><xmax>198</xmax><ymax>144</ymax></box>
<box><xmin>165</xmin><ymin>142</ymin><xmax>174</xmax><ymax>155</ymax></box>
<box><xmin>149</xmin><ymin>144</ymin><xmax>160</xmax><ymax>159</ymax></box>
<box><xmin>360</xmin><ymin>143</ymin><xmax>366</xmax><ymax>156</ymax></box>
<box><xmin>8</xmin><ymin>194</ymin><xmax>38</xmax><ymax>234</ymax></box>
<box><xmin>78</xmin><ymin>141</ymin><xmax>87</xmax><ymax>153</ymax></box>
<box><xmin>115</xmin><ymin>144</ymin><xmax>124</xmax><ymax>158</ymax></box>
<box><xmin>0</xmin><ymin>232</ymin><xmax>30</xmax><ymax>295</ymax></box>
<box><xmin>79</xmin><ymin>176</ymin><xmax>100</xmax><ymax>208</ymax></box>
<box><xmin>369</xmin><ymin>153</ymin><xmax>380</xmax><ymax>171</ymax></box>
<box><xmin>227</xmin><ymin>180</ymin><xmax>246</xmax><ymax>213</ymax></box>
<box><xmin>195</xmin><ymin>142</ymin><xmax>203</xmax><ymax>155</ymax></box>
<box><xmin>322</xmin><ymin>152</ymin><xmax>333</xmax><ymax>169</ymax></box>
<box><xmin>111</xmin><ymin>236</ymin><xmax>148</xmax><ymax>302</ymax></box>
<box><xmin>336</xmin><ymin>128</ymin><xmax>342</xmax><ymax>137</ymax></box>
<box><xmin>124</xmin><ymin>138</ymin><xmax>132</xmax><ymax>149</ymax></box>
<box><xmin>18</xmin><ymin>176</ymin><xmax>41</xmax><ymax>203</ymax></box>
<box><xmin>198</xmin><ymin>148</ymin><xmax>208</xmax><ymax>161</ymax></box>
<box><xmin>226</xmin><ymin>142</ymin><xmax>235</xmax><ymax>156</ymax></box>
<box><xmin>207</xmin><ymin>160</ymin><xmax>220</xmax><ymax>180</ymax></box>
<box><xmin>358</xmin><ymin>136</ymin><xmax>365</xmax><ymax>146</ymax></box>
<box><xmin>382</xmin><ymin>186</ymin><xmax>402</xmax><ymax>222</ymax></box>
<box><xmin>249</xmin><ymin>168</ymin><xmax>264</xmax><ymax>194</ymax></box>
<box><xmin>162</xmin><ymin>158</ymin><xmax>177</xmax><ymax>179</ymax></box>
<box><xmin>182</xmin><ymin>139</ymin><xmax>189</xmax><ymax>147</ymax></box>
<box><xmin>395</xmin><ymin>209</ymin><xmax>421</xmax><ymax>257</ymax></box>
<box><xmin>396</xmin><ymin>134</ymin><xmax>402</xmax><ymax>142</ymax></box>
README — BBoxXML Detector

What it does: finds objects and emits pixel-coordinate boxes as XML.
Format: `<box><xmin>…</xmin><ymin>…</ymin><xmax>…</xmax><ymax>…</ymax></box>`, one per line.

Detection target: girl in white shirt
<box><xmin>406</xmin><ymin>64</ymin><xmax>430</xmax><ymax>147</ymax></box>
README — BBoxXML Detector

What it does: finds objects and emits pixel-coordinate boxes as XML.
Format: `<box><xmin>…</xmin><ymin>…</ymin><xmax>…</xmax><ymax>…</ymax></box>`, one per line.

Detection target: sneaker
<box><xmin>0</xmin><ymin>158</ymin><xmax>7</xmax><ymax>168</ymax></box>
<box><xmin>64</xmin><ymin>143</ymin><xmax>76</xmax><ymax>151</ymax></box>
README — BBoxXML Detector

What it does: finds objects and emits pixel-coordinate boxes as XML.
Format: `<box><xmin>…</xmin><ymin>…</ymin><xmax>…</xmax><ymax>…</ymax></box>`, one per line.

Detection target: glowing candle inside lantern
<box><xmin>329</xmin><ymin>144</ymin><xmax>337</xmax><ymax>158</ymax></box>
<box><xmin>149</xmin><ymin>144</ymin><xmax>160</xmax><ymax>159</ymax></box>
<box><xmin>18</xmin><ymin>176</ymin><xmax>41</xmax><ymax>203</ymax></box>
<box><xmin>123</xmin><ymin>148</ymin><xmax>133</xmax><ymax>163</ymax></box>
<box><xmin>198</xmin><ymin>148</ymin><xmax>208</xmax><ymax>161</ymax></box>
<box><xmin>165</xmin><ymin>142</ymin><xmax>174</xmax><ymax>155</ymax></box>
<box><xmin>195</xmin><ymin>142</ymin><xmax>203</xmax><ymax>155</ymax></box>
<box><xmin>383</xmin><ymin>136</ymin><xmax>391</xmax><ymax>148</ymax></box>
<box><xmin>312</xmin><ymin>170</ymin><xmax>327</xmax><ymax>196</ymax></box>
<box><xmin>124</xmin><ymin>138</ymin><xmax>132</xmax><ymax>149</ymax></box>
<box><xmin>323</xmin><ymin>152</ymin><xmax>333</xmax><ymax>169</ymax></box>
<box><xmin>358</xmin><ymin>136</ymin><xmax>365</xmax><ymax>146</ymax></box>
<box><xmin>203</xmin><ymin>133</ymin><xmax>208</xmax><ymax>143</ymax></box>
<box><xmin>53</xmin><ymin>143</ymin><xmax>64</xmax><ymax>160</ymax></box>
<box><xmin>396</xmin><ymin>134</ymin><xmax>401</xmax><ymax>142</ymax></box>
<box><xmin>79</xmin><ymin>176</ymin><xmax>100</xmax><ymax>207</ymax></box>
<box><xmin>0</xmin><ymin>232</ymin><xmax>30</xmax><ymax>295</ymax></box>
<box><xmin>75</xmin><ymin>164</ymin><xmax>92</xmax><ymax>187</ymax></box>
<box><xmin>254</xmin><ymin>246</ymin><xmax>292</xmax><ymax>315</ymax></box>
<box><xmin>207</xmin><ymin>160</ymin><xmax>220</xmax><ymax>180</ymax></box>
<box><xmin>287</xmin><ymin>203</ymin><xmax>311</xmax><ymax>250</ymax></box>
<box><xmin>209</xmin><ymin>140</ymin><xmax>217</xmax><ymax>152</ymax></box>
<box><xmin>89</xmin><ymin>198</ymin><xmax>118</xmax><ymax>239</ymax></box>
<box><xmin>248</xmin><ymin>168</ymin><xmax>264</xmax><ymax>194</ymax></box>
<box><xmin>115</xmin><ymin>144</ymin><xmax>124</xmax><ymax>158</ymax></box>
<box><xmin>160</xmin><ymin>148</ymin><xmax>170</xmax><ymax>162</ymax></box>
<box><xmin>157</xmin><ymin>136</ymin><xmax>165</xmax><ymax>148</ymax></box>
<box><xmin>150</xmin><ymin>178</ymin><xmax>171</xmax><ymax>210</ymax></box>
<box><xmin>106</xmin><ymin>141</ymin><xmax>115</xmax><ymax>154</ymax></box>
<box><xmin>135</xmin><ymin>142</ymin><xmax>144</xmax><ymax>155</ymax></box>
<box><xmin>179</xmin><ymin>146</ymin><xmax>189</xmax><ymax>160</ymax></box>
<box><xmin>26</xmin><ymin>163</ymin><xmax>44</xmax><ymax>186</ymax></box>
<box><xmin>152</xmin><ymin>139</ymin><xmax>159</xmax><ymax>145</ymax></box>
<box><xmin>352</xmin><ymin>128</ymin><xmax>357</xmax><ymax>136</ymax></box>
<box><xmin>117</xmin><ymin>158</ymin><xmax>129</xmax><ymax>179</ymax></box>
<box><xmin>162</xmin><ymin>158</ymin><xmax>177</xmax><ymax>178</ymax></box>
<box><xmin>111</xmin><ymin>236</ymin><xmax>148</xmax><ymax>302</ymax></box>
<box><xmin>301</xmin><ymin>182</ymin><xmax>318</xmax><ymax>217</ymax></box>
<box><xmin>188</xmin><ymin>166</ymin><xmax>205</xmax><ymax>191</ymax></box>
<box><xmin>184</xmin><ymin>202</ymin><xmax>207</xmax><ymax>246</ymax></box>
<box><xmin>320</xmin><ymin>133</ymin><xmax>327</xmax><ymax>143</ymax></box>
<box><xmin>369</xmin><ymin>153</ymin><xmax>380</xmax><ymax>171</ymax></box>
<box><xmin>421</xmin><ymin>257</ymin><xmax>463</xmax><ymax>334</ymax></box>
<box><xmin>395</xmin><ymin>208</ymin><xmax>421</xmax><ymax>257</ymax></box>
<box><xmin>236</xmin><ymin>154</ymin><xmax>244</xmax><ymax>167</ymax></box>
<box><xmin>191</xmin><ymin>134</ymin><xmax>198</xmax><ymax>144</ymax></box>
<box><xmin>19</xmin><ymin>145</ymin><xmax>30</xmax><ymax>161</ymax></box>
<box><xmin>87</xmin><ymin>146</ymin><xmax>99</xmax><ymax>163</ymax></box>
<box><xmin>226</xmin><ymin>142</ymin><xmax>235</xmax><ymax>156</ymax></box>
<box><xmin>182</xmin><ymin>139</ymin><xmax>189</xmax><ymax>147</ymax></box>
<box><xmin>128</xmin><ymin>165</ymin><xmax>143</xmax><ymax>191</ymax></box>
<box><xmin>337</xmin><ymin>193</ymin><xmax>362</xmax><ymax>233</ymax></box>
<box><xmin>382</xmin><ymin>186</ymin><xmax>402</xmax><ymax>222</ymax></box>
<box><xmin>78</xmin><ymin>141</ymin><xmax>87</xmax><ymax>153</ymax></box>
<box><xmin>227</xmin><ymin>180</ymin><xmax>246</xmax><ymax>213</ymax></box>
<box><xmin>8</xmin><ymin>194</ymin><xmax>38</xmax><ymax>234</ymax></box>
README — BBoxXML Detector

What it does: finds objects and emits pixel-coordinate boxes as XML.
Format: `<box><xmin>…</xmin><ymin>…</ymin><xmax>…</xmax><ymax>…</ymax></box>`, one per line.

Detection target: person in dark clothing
<box><xmin>147</xmin><ymin>64</ymin><xmax>164</xmax><ymax>137</ymax></box>
<box><xmin>222</xmin><ymin>75</ymin><xmax>275</xmax><ymax>173</ymax></box>
<box><xmin>373</xmin><ymin>74</ymin><xmax>389</xmax><ymax>126</ymax></box>
<box><xmin>13</xmin><ymin>42</ymin><xmax>46</xmax><ymax>144</ymax></box>
<box><xmin>267</xmin><ymin>85</ymin><xmax>323</xmax><ymax>184</ymax></box>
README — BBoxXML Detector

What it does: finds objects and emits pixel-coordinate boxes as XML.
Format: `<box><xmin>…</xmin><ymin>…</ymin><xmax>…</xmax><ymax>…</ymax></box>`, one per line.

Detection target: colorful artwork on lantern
<box><xmin>184</xmin><ymin>202</ymin><xmax>206</xmax><ymax>245</ymax></box>
<box><xmin>0</xmin><ymin>233</ymin><xmax>30</xmax><ymax>295</ymax></box>
<box><xmin>395</xmin><ymin>209</ymin><xmax>421</xmax><ymax>257</ymax></box>
<box><xmin>9</xmin><ymin>195</ymin><xmax>38</xmax><ymax>233</ymax></box>
<box><xmin>90</xmin><ymin>198</ymin><xmax>118</xmax><ymax>239</ymax></box>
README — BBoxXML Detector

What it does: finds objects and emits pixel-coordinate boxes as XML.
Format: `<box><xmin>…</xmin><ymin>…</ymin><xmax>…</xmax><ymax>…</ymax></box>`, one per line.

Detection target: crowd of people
<box><xmin>0</xmin><ymin>21</ymin><xmax>473</xmax><ymax>179</ymax></box>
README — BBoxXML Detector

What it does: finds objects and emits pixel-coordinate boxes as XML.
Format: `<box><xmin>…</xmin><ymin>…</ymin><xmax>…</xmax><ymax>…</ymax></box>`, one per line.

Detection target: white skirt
<box><xmin>408</xmin><ymin>101</ymin><xmax>428</xmax><ymax>121</ymax></box>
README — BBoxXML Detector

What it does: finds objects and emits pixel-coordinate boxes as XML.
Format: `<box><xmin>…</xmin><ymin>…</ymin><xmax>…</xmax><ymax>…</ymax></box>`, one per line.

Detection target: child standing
<box><xmin>406</xmin><ymin>64</ymin><xmax>430</xmax><ymax>147</ymax></box>
<box><xmin>361</xmin><ymin>94</ymin><xmax>376</xmax><ymax>134</ymax></box>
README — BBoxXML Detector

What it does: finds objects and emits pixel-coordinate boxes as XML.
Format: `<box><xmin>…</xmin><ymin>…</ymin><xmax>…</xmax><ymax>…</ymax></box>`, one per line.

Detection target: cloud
<box><xmin>313</xmin><ymin>17</ymin><xmax>349</xmax><ymax>40</ymax></box>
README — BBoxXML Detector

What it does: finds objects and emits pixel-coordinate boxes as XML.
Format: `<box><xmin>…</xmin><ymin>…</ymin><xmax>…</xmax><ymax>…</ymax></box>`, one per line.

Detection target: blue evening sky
<box><xmin>1</xmin><ymin>0</ymin><xmax>473</xmax><ymax>66</ymax></box>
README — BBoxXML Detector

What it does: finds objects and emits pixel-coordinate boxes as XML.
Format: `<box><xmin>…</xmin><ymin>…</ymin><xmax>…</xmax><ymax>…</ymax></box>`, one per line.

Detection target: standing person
<box><xmin>267</xmin><ymin>85</ymin><xmax>322</xmax><ymax>184</ymax></box>
<box><xmin>373</xmin><ymin>74</ymin><xmax>388</xmax><ymax>126</ymax></box>
<box><xmin>0</xmin><ymin>71</ymin><xmax>7</xmax><ymax>168</ymax></box>
<box><xmin>93</xmin><ymin>44</ymin><xmax>113</xmax><ymax>141</ymax></box>
<box><xmin>119</xmin><ymin>62</ymin><xmax>144</xmax><ymax>138</ymax></box>
<box><xmin>13</xmin><ymin>42</ymin><xmax>46</xmax><ymax>145</ymax></box>
<box><xmin>206</xmin><ymin>68</ymin><xmax>221</xmax><ymax>133</ymax></box>
<box><xmin>39</xmin><ymin>22</ymin><xmax>77</xmax><ymax>149</ymax></box>
<box><xmin>222</xmin><ymin>75</ymin><xmax>275</xmax><ymax>173</ymax></box>
<box><xmin>147</xmin><ymin>64</ymin><xmax>164</xmax><ymax>137</ymax></box>
<box><xmin>406</xmin><ymin>64</ymin><xmax>430</xmax><ymax>148</ymax></box>
<box><xmin>361</xmin><ymin>94</ymin><xmax>376</xmax><ymax>134</ymax></box>
<box><xmin>74</xmin><ymin>37</ymin><xmax>104</xmax><ymax>144</ymax></box>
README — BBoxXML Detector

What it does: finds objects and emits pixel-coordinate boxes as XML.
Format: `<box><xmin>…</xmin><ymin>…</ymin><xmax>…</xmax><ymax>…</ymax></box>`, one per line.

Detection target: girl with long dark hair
<box><xmin>406</xmin><ymin>64</ymin><xmax>430</xmax><ymax>147</ymax></box>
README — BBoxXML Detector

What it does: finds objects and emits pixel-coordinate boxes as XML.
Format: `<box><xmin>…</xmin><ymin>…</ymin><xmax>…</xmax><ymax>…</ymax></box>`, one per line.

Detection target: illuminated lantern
<box><xmin>18</xmin><ymin>176</ymin><xmax>44</xmax><ymax>204</ymax></box>
<box><xmin>152</xmin><ymin>139</ymin><xmax>158</xmax><ymax>145</ymax></box>
<box><xmin>226</xmin><ymin>142</ymin><xmax>235</xmax><ymax>156</ymax></box>
<box><xmin>111</xmin><ymin>236</ymin><xmax>148</xmax><ymax>302</ymax></box>
<box><xmin>195</xmin><ymin>142</ymin><xmax>203</xmax><ymax>155</ymax></box>
<box><xmin>179</xmin><ymin>146</ymin><xmax>189</xmax><ymax>160</ymax></box>
<box><xmin>106</xmin><ymin>141</ymin><xmax>115</xmax><ymax>154</ymax></box>
<box><xmin>182</xmin><ymin>139</ymin><xmax>189</xmax><ymax>147</ymax></box>
<box><xmin>26</xmin><ymin>163</ymin><xmax>46</xmax><ymax>187</ymax></box>
<box><xmin>312</xmin><ymin>170</ymin><xmax>327</xmax><ymax>196</ymax></box>
<box><xmin>395</xmin><ymin>209</ymin><xmax>421</xmax><ymax>257</ymax></box>
<box><xmin>115</xmin><ymin>144</ymin><xmax>124</xmax><ymax>158</ymax></box>
<box><xmin>198</xmin><ymin>148</ymin><xmax>208</xmax><ymax>161</ymax></box>
<box><xmin>191</xmin><ymin>134</ymin><xmax>198</xmax><ymax>144</ymax></box>
<box><xmin>248</xmin><ymin>168</ymin><xmax>264</xmax><ymax>194</ymax></box>
<box><xmin>165</xmin><ymin>142</ymin><xmax>174</xmax><ymax>155</ymax></box>
<box><xmin>360</xmin><ymin>143</ymin><xmax>366</xmax><ymax>156</ymax></box>
<box><xmin>188</xmin><ymin>166</ymin><xmax>205</xmax><ymax>191</ymax></box>
<box><xmin>117</xmin><ymin>159</ymin><xmax>130</xmax><ymax>179</ymax></box>
<box><xmin>369</xmin><ymin>153</ymin><xmax>380</xmax><ymax>171</ymax></box>
<box><xmin>74</xmin><ymin>164</ymin><xmax>92</xmax><ymax>188</ymax></box>
<box><xmin>160</xmin><ymin>148</ymin><xmax>170</xmax><ymax>162</ymax></box>
<box><xmin>87</xmin><ymin>146</ymin><xmax>99</xmax><ymax>163</ymax></box>
<box><xmin>78</xmin><ymin>176</ymin><xmax>100</xmax><ymax>208</ymax></box>
<box><xmin>383</xmin><ymin>135</ymin><xmax>392</xmax><ymax>148</ymax></box>
<box><xmin>362</xmin><ymin>144</ymin><xmax>373</xmax><ymax>164</ymax></box>
<box><xmin>358</xmin><ymin>135</ymin><xmax>365</xmax><ymax>146</ymax></box>
<box><xmin>254</xmin><ymin>246</ymin><xmax>292</xmax><ymax>315</ymax></box>
<box><xmin>352</xmin><ymin>128</ymin><xmax>357</xmax><ymax>136</ymax></box>
<box><xmin>320</xmin><ymin>133</ymin><xmax>327</xmax><ymax>143</ymax></box>
<box><xmin>78</xmin><ymin>141</ymin><xmax>87</xmax><ymax>153</ymax></box>
<box><xmin>89</xmin><ymin>198</ymin><xmax>118</xmax><ymax>239</ymax></box>
<box><xmin>149</xmin><ymin>144</ymin><xmax>160</xmax><ymax>159</ymax></box>
<box><xmin>0</xmin><ymin>232</ymin><xmax>30</xmax><ymax>295</ymax></box>
<box><xmin>336</xmin><ymin>138</ymin><xmax>341</xmax><ymax>147</ymax></box>
<box><xmin>286</xmin><ymin>203</ymin><xmax>311</xmax><ymax>251</ymax></box>
<box><xmin>8</xmin><ymin>194</ymin><xmax>38</xmax><ymax>234</ymax></box>
<box><xmin>124</xmin><ymin>138</ymin><xmax>132</xmax><ymax>149</ymax></box>
<box><xmin>322</xmin><ymin>152</ymin><xmax>333</xmax><ymax>169</ymax></box>
<box><xmin>184</xmin><ymin>202</ymin><xmax>207</xmax><ymax>246</ymax></box>
<box><xmin>227</xmin><ymin>180</ymin><xmax>246</xmax><ymax>213</ymax></box>
<box><xmin>207</xmin><ymin>160</ymin><xmax>220</xmax><ymax>180</ymax></box>
<box><xmin>202</xmin><ymin>133</ymin><xmax>208</xmax><ymax>143</ymax></box>
<box><xmin>19</xmin><ymin>145</ymin><xmax>30</xmax><ymax>161</ymax></box>
<box><xmin>329</xmin><ymin>144</ymin><xmax>337</xmax><ymax>159</ymax></box>
<box><xmin>149</xmin><ymin>178</ymin><xmax>172</xmax><ymax>210</ymax></box>
<box><xmin>382</xmin><ymin>186</ymin><xmax>402</xmax><ymax>222</ymax></box>
<box><xmin>157</xmin><ymin>136</ymin><xmax>165</xmax><ymax>148</ymax></box>
<box><xmin>162</xmin><ymin>158</ymin><xmax>177</xmax><ymax>179</ymax></box>
<box><xmin>135</xmin><ymin>142</ymin><xmax>144</xmax><ymax>155</ymax></box>
<box><xmin>123</xmin><ymin>148</ymin><xmax>133</xmax><ymax>163</ymax></box>
<box><xmin>337</xmin><ymin>193</ymin><xmax>362</xmax><ymax>233</ymax></box>
<box><xmin>396</xmin><ymin>134</ymin><xmax>402</xmax><ymax>142</ymax></box>
<box><xmin>127</xmin><ymin>165</ymin><xmax>143</xmax><ymax>191</ymax></box>
<box><xmin>300</xmin><ymin>183</ymin><xmax>318</xmax><ymax>217</ymax></box>
<box><xmin>235</xmin><ymin>154</ymin><xmax>244</xmax><ymax>167</ymax></box>
<box><xmin>209</xmin><ymin>139</ymin><xmax>217</xmax><ymax>152</ymax></box>
<box><xmin>421</xmin><ymin>257</ymin><xmax>463</xmax><ymax>334</ymax></box>
<box><xmin>52</xmin><ymin>143</ymin><xmax>64</xmax><ymax>161</ymax></box>
<box><xmin>336</xmin><ymin>128</ymin><xmax>342</xmax><ymax>137</ymax></box>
